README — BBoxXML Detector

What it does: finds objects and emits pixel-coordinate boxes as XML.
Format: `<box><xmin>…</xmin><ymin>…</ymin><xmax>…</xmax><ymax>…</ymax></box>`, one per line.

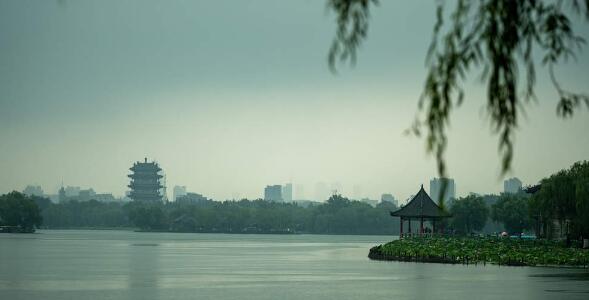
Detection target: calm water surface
<box><xmin>1</xmin><ymin>230</ymin><xmax>588</xmax><ymax>300</ymax></box>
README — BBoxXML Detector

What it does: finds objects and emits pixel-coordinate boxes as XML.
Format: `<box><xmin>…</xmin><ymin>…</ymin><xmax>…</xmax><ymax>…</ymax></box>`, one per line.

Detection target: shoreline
<box><xmin>34</xmin><ymin>227</ymin><xmax>397</xmax><ymax>236</ymax></box>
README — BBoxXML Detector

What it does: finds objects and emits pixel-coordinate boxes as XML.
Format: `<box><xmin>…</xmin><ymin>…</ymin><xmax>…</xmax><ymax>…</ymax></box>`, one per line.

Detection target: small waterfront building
<box><xmin>128</xmin><ymin>158</ymin><xmax>163</xmax><ymax>202</ymax></box>
<box><xmin>390</xmin><ymin>185</ymin><xmax>451</xmax><ymax>237</ymax></box>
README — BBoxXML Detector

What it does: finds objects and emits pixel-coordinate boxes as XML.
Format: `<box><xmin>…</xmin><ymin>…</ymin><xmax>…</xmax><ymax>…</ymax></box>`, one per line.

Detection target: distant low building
<box><xmin>504</xmin><ymin>177</ymin><xmax>522</xmax><ymax>194</ymax></box>
<box><xmin>381</xmin><ymin>193</ymin><xmax>397</xmax><ymax>206</ymax></box>
<box><xmin>176</xmin><ymin>192</ymin><xmax>209</xmax><ymax>205</ymax></box>
<box><xmin>64</xmin><ymin>186</ymin><xmax>81</xmax><ymax>197</ymax></box>
<box><xmin>173</xmin><ymin>185</ymin><xmax>187</xmax><ymax>201</ymax></box>
<box><xmin>264</xmin><ymin>185</ymin><xmax>283</xmax><ymax>202</ymax></box>
<box><xmin>360</xmin><ymin>198</ymin><xmax>379</xmax><ymax>207</ymax></box>
<box><xmin>56</xmin><ymin>185</ymin><xmax>115</xmax><ymax>202</ymax></box>
<box><xmin>92</xmin><ymin>193</ymin><xmax>116</xmax><ymax>202</ymax></box>
<box><xmin>292</xmin><ymin>200</ymin><xmax>321</xmax><ymax>208</ymax></box>
<box><xmin>23</xmin><ymin>185</ymin><xmax>44</xmax><ymax>197</ymax></box>
<box><xmin>78</xmin><ymin>189</ymin><xmax>96</xmax><ymax>202</ymax></box>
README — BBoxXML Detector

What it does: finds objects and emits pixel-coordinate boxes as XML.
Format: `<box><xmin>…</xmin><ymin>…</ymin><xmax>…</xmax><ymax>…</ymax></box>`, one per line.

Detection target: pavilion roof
<box><xmin>390</xmin><ymin>185</ymin><xmax>450</xmax><ymax>218</ymax></box>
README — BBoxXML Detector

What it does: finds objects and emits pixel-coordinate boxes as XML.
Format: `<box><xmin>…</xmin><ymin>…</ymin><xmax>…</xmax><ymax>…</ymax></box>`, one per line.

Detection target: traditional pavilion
<box><xmin>390</xmin><ymin>185</ymin><xmax>451</xmax><ymax>237</ymax></box>
<box><xmin>128</xmin><ymin>158</ymin><xmax>163</xmax><ymax>202</ymax></box>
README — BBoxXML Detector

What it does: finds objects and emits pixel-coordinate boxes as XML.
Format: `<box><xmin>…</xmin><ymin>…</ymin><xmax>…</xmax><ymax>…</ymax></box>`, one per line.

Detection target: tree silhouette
<box><xmin>0</xmin><ymin>191</ymin><xmax>42</xmax><ymax>232</ymax></box>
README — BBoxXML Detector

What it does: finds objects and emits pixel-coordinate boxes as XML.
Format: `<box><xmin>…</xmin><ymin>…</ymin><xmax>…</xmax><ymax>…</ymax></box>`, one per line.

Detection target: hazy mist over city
<box><xmin>1</xmin><ymin>0</ymin><xmax>588</xmax><ymax>202</ymax></box>
<box><xmin>3</xmin><ymin>2</ymin><xmax>589</xmax><ymax>300</ymax></box>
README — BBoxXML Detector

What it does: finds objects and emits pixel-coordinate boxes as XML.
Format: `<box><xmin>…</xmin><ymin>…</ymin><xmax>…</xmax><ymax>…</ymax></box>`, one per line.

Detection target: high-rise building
<box><xmin>294</xmin><ymin>184</ymin><xmax>305</xmax><ymax>200</ymax></box>
<box><xmin>429</xmin><ymin>178</ymin><xmax>456</xmax><ymax>205</ymax></box>
<box><xmin>381</xmin><ymin>193</ymin><xmax>398</xmax><ymax>206</ymax></box>
<box><xmin>173</xmin><ymin>185</ymin><xmax>187</xmax><ymax>201</ymax></box>
<box><xmin>504</xmin><ymin>177</ymin><xmax>522</xmax><ymax>194</ymax></box>
<box><xmin>282</xmin><ymin>183</ymin><xmax>293</xmax><ymax>202</ymax></box>
<box><xmin>58</xmin><ymin>186</ymin><xmax>67</xmax><ymax>203</ymax></box>
<box><xmin>128</xmin><ymin>158</ymin><xmax>163</xmax><ymax>202</ymax></box>
<box><xmin>264</xmin><ymin>185</ymin><xmax>283</xmax><ymax>202</ymax></box>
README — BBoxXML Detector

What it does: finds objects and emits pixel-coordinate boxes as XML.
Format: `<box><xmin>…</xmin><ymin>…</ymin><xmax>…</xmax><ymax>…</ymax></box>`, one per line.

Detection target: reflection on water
<box><xmin>128</xmin><ymin>242</ymin><xmax>160</xmax><ymax>300</ymax></box>
<box><xmin>530</xmin><ymin>272</ymin><xmax>589</xmax><ymax>280</ymax></box>
<box><xmin>0</xmin><ymin>230</ymin><xmax>588</xmax><ymax>300</ymax></box>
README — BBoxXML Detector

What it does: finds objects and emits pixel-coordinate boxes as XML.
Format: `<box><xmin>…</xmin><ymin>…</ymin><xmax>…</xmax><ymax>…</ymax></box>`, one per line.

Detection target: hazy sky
<box><xmin>1</xmin><ymin>1</ymin><xmax>588</xmax><ymax>202</ymax></box>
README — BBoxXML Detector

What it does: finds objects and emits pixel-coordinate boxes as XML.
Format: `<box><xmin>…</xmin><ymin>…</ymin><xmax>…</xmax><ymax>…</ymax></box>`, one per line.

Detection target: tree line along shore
<box><xmin>0</xmin><ymin>193</ymin><xmax>400</xmax><ymax>235</ymax></box>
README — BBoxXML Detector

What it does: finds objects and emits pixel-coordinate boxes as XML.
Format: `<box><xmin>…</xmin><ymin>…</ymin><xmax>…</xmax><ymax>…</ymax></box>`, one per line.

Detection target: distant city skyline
<box><xmin>1</xmin><ymin>1</ymin><xmax>588</xmax><ymax>202</ymax></box>
<box><xmin>6</xmin><ymin>160</ymin><xmax>539</xmax><ymax>204</ymax></box>
<box><xmin>15</xmin><ymin>174</ymin><xmax>529</xmax><ymax>205</ymax></box>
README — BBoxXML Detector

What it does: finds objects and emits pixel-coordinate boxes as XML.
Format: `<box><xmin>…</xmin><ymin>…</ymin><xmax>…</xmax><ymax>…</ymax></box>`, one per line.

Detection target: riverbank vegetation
<box><xmin>0</xmin><ymin>191</ymin><xmax>42</xmax><ymax>232</ymax></box>
<box><xmin>530</xmin><ymin>161</ymin><xmax>589</xmax><ymax>240</ymax></box>
<box><xmin>449</xmin><ymin>195</ymin><xmax>489</xmax><ymax>234</ymax></box>
<box><xmin>369</xmin><ymin>236</ymin><xmax>589</xmax><ymax>267</ymax></box>
<box><xmin>2</xmin><ymin>192</ymin><xmax>400</xmax><ymax>235</ymax></box>
<box><xmin>444</xmin><ymin>161</ymin><xmax>589</xmax><ymax>241</ymax></box>
<box><xmin>125</xmin><ymin>194</ymin><xmax>398</xmax><ymax>234</ymax></box>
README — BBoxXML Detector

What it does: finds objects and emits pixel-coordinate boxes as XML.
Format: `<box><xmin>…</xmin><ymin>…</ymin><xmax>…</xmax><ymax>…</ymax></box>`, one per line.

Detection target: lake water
<box><xmin>0</xmin><ymin>230</ymin><xmax>587</xmax><ymax>300</ymax></box>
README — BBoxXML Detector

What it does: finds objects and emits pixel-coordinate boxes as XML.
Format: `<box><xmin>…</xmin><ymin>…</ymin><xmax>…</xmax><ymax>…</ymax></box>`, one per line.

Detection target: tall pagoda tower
<box><xmin>128</xmin><ymin>158</ymin><xmax>163</xmax><ymax>202</ymax></box>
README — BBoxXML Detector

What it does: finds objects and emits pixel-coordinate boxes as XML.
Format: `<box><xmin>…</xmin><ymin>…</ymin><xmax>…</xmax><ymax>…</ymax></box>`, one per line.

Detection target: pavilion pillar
<box><xmin>420</xmin><ymin>217</ymin><xmax>424</xmax><ymax>235</ymax></box>
<box><xmin>440</xmin><ymin>221</ymin><xmax>445</xmax><ymax>236</ymax></box>
<box><xmin>400</xmin><ymin>217</ymin><xmax>404</xmax><ymax>238</ymax></box>
<box><xmin>408</xmin><ymin>218</ymin><xmax>411</xmax><ymax>236</ymax></box>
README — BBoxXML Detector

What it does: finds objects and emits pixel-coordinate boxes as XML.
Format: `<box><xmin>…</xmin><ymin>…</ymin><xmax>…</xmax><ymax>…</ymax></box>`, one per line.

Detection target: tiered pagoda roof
<box><xmin>128</xmin><ymin>158</ymin><xmax>163</xmax><ymax>202</ymax></box>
